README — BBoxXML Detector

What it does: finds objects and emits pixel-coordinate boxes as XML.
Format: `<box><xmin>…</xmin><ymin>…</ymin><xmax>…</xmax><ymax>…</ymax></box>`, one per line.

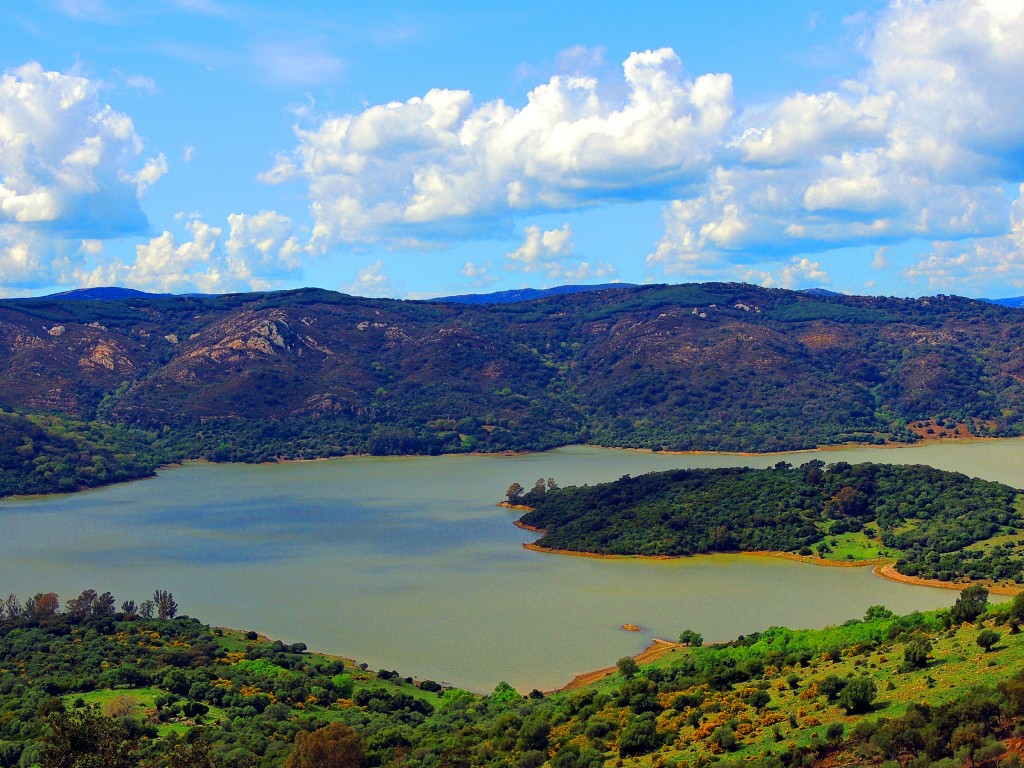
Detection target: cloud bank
<box><xmin>263</xmin><ymin>47</ymin><xmax>734</xmax><ymax>247</ymax></box>
<box><xmin>5</xmin><ymin>0</ymin><xmax>1024</xmax><ymax>297</ymax></box>
<box><xmin>260</xmin><ymin>0</ymin><xmax>1023</xmax><ymax>292</ymax></box>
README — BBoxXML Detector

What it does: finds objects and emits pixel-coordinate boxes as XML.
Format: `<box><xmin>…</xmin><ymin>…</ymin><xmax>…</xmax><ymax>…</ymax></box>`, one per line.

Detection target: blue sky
<box><xmin>1</xmin><ymin>0</ymin><xmax>1022</xmax><ymax>299</ymax></box>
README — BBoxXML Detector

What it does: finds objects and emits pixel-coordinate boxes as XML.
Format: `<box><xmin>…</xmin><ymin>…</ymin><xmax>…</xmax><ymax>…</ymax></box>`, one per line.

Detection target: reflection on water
<box><xmin>2</xmin><ymin>440</ymin><xmax>1022</xmax><ymax>691</ymax></box>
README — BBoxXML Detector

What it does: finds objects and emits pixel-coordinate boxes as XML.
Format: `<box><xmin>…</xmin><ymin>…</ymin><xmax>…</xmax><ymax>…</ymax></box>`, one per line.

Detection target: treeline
<box><xmin>513</xmin><ymin>461</ymin><xmax>1024</xmax><ymax>583</ymax></box>
<box><xmin>5</xmin><ymin>587</ymin><xmax>1024</xmax><ymax>767</ymax></box>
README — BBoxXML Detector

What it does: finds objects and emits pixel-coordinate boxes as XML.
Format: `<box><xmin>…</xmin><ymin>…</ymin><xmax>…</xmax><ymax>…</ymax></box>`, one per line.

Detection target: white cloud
<box><xmin>121</xmin><ymin>73</ymin><xmax>158</xmax><ymax>94</ymax></box>
<box><xmin>66</xmin><ymin>211</ymin><xmax>307</xmax><ymax>295</ymax></box>
<box><xmin>264</xmin><ymin>48</ymin><xmax>734</xmax><ymax>247</ymax></box>
<box><xmin>225</xmin><ymin>210</ymin><xmax>308</xmax><ymax>274</ymax></box>
<box><xmin>0</xmin><ymin>62</ymin><xmax>168</xmax><ymax>290</ymax></box>
<box><xmin>182</xmin><ymin>144</ymin><xmax>195</xmax><ymax>162</ymax></box>
<box><xmin>741</xmin><ymin>257</ymin><xmax>831</xmax><ymax>290</ymax></box>
<box><xmin>347</xmin><ymin>260</ymin><xmax>392</xmax><ymax>297</ymax></box>
<box><xmin>0</xmin><ymin>63</ymin><xmax>156</xmax><ymax>233</ymax></box>
<box><xmin>132</xmin><ymin>153</ymin><xmax>168</xmax><ymax>195</ymax></box>
<box><xmin>650</xmin><ymin>0</ymin><xmax>1024</xmax><ymax>277</ymax></box>
<box><xmin>871</xmin><ymin>246</ymin><xmax>889</xmax><ymax>270</ymax></box>
<box><xmin>460</xmin><ymin>261</ymin><xmax>494</xmax><ymax>286</ymax></box>
<box><xmin>904</xmin><ymin>183</ymin><xmax>1024</xmax><ymax>292</ymax></box>
<box><xmin>504</xmin><ymin>223</ymin><xmax>614</xmax><ymax>281</ymax></box>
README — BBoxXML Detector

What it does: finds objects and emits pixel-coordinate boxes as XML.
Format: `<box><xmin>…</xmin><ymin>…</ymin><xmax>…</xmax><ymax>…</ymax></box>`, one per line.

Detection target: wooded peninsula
<box><xmin>512</xmin><ymin>462</ymin><xmax>1024</xmax><ymax>586</ymax></box>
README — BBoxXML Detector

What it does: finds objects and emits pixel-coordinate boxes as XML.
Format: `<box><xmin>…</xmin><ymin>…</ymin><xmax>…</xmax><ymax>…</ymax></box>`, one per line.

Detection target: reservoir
<box><xmin>1</xmin><ymin>439</ymin><xmax>1022</xmax><ymax>692</ymax></box>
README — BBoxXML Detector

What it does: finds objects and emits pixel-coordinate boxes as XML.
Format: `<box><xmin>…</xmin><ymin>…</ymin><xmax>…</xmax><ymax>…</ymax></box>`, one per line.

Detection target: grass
<box><xmin>820</xmin><ymin>531</ymin><xmax>888</xmax><ymax>562</ymax></box>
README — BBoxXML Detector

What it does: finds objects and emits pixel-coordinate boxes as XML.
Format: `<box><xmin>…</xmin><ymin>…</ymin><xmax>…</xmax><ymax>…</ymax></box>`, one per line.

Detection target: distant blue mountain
<box><xmin>431</xmin><ymin>283</ymin><xmax>633</xmax><ymax>305</ymax></box>
<box><xmin>24</xmin><ymin>287</ymin><xmax>221</xmax><ymax>301</ymax></box>
<box><xmin>984</xmin><ymin>296</ymin><xmax>1024</xmax><ymax>308</ymax></box>
<box><xmin>38</xmin><ymin>287</ymin><xmax>173</xmax><ymax>301</ymax></box>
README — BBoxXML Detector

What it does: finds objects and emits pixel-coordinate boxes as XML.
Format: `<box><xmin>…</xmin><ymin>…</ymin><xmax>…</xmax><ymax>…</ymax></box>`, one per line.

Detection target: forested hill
<box><xmin>514</xmin><ymin>462</ymin><xmax>1024</xmax><ymax>585</ymax></box>
<box><xmin>2</xmin><ymin>282</ymin><xmax>1024</xmax><ymax>493</ymax></box>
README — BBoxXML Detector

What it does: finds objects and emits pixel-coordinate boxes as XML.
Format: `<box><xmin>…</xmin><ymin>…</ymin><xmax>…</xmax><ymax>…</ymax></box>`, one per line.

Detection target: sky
<box><xmin>1</xmin><ymin>0</ymin><xmax>1023</xmax><ymax>300</ymax></box>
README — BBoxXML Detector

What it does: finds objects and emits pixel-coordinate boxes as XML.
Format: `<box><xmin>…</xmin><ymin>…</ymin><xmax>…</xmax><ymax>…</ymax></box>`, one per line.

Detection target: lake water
<box><xmin>2</xmin><ymin>439</ymin><xmax>1023</xmax><ymax>692</ymax></box>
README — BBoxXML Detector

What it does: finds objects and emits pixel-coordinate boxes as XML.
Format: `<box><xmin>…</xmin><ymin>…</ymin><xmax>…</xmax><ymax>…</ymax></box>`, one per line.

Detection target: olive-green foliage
<box><xmin>837</xmin><ymin>676</ymin><xmax>877</xmax><ymax>714</ymax></box>
<box><xmin>518</xmin><ymin>462</ymin><xmax>1024</xmax><ymax>582</ymax></box>
<box><xmin>5</xmin><ymin>586</ymin><xmax>1024</xmax><ymax>768</ymax></box>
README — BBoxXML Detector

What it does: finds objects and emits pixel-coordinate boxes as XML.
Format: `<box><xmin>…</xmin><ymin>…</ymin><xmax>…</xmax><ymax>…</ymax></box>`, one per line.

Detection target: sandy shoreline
<box><xmin>871</xmin><ymin>562</ymin><xmax>1022</xmax><ymax>596</ymax></box>
<box><xmin>555</xmin><ymin>638</ymin><xmax>685</xmax><ymax>692</ymax></box>
<box><xmin>518</xmin><ymin>538</ymin><xmax>1023</xmax><ymax>594</ymax></box>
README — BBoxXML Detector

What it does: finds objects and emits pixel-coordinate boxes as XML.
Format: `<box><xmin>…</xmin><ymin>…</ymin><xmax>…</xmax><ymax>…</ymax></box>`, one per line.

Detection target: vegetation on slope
<box><xmin>3</xmin><ymin>587</ymin><xmax>1024</xmax><ymax>767</ymax></box>
<box><xmin>4</xmin><ymin>282</ymin><xmax>1024</xmax><ymax>496</ymax></box>
<box><xmin>513</xmin><ymin>462</ymin><xmax>1024</xmax><ymax>584</ymax></box>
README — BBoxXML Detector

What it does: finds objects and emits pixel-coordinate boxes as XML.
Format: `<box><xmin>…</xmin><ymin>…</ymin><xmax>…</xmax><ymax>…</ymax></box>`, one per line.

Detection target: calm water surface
<box><xmin>2</xmin><ymin>440</ymin><xmax>1023</xmax><ymax>692</ymax></box>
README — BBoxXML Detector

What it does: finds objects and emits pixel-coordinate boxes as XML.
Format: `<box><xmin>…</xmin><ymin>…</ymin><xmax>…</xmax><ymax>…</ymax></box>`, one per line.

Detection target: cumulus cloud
<box><xmin>0</xmin><ymin>62</ymin><xmax>151</xmax><ymax>229</ymax></box>
<box><xmin>460</xmin><ymin>260</ymin><xmax>495</xmax><ymax>287</ymax></box>
<box><xmin>67</xmin><ymin>211</ymin><xmax>307</xmax><ymax>295</ymax></box>
<box><xmin>650</xmin><ymin>0</ymin><xmax>1024</xmax><ymax>276</ymax></box>
<box><xmin>741</xmin><ymin>257</ymin><xmax>831</xmax><ymax>290</ymax></box>
<box><xmin>504</xmin><ymin>223</ymin><xmax>614</xmax><ymax>281</ymax></box>
<box><xmin>347</xmin><ymin>260</ymin><xmax>393</xmax><ymax>297</ymax></box>
<box><xmin>263</xmin><ymin>48</ymin><xmax>734</xmax><ymax>246</ymax></box>
<box><xmin>0</xmin><ymin>62</ymin><xmax>169</xmax><ymax>289</ymax></box>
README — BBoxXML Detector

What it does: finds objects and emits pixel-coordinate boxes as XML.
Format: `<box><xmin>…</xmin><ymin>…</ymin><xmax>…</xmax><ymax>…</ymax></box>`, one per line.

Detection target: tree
<box><xmin>66</xmin><ymin>589</ymin><xmax>98</xmax><ymax>619</ymax></box>
<box><xmin>977</xmin><ymin>629</ymin><xmax>1001</xmax><ymax>652</ymax></box>
<box><xmin>1009</xmin><ymin>592</ymin><xmax>1024</xmax><ymax>627</ymax></box>
<box><xmin>837</xmin><ymin>676</ymin><xmax>877</xmax><ymax>714</ymax></box>
<box><xmin>284</xmin><ymin>722</ymin><xmax>364</xmax><ymax>768</ymax></box>
<box><xmin>3</xmin><ymin>593</ymin><xmax>21</xmax><ymax>619</ymax></box>
<box><xmin>27</xmin><ymin>591</ymin><xmax>59</xmax><ymax>619</ymax></box>
<box><xmin>951</xmin><ymin>585</ymin><xmax>989</xmax><ymax>624</ymax></box>
<box><xmin>903</xmin><ymin>636</ymin><xmax>932</xmax><ymax>669</ymax></box>
<box><xmin>138</xmin><ymin>599</ymin><xmax>155</xmax><ymax>619</ymax></box>
<box><xmin>505</xmin><ymin>482</ymin><xmax>524</xmax><ymax>504</ymax></box>
<box><xmin>154</xmin><ymin>590</ymin><xmax>178</xmax><ymax>620</ymax></box>
<box><xmin>616</xmin><ymin>656</ymin><xmax>639</xmax><ymax>679</ymax></box>
<box><xmin>39</xmin><ymin>706</ymin><xmax>138</xmax><ymax>768</ymax></box>
<box><xmin>678</xmin><ymin>629</ymin><xmax>703</xmax><ymax>647</ymax></box>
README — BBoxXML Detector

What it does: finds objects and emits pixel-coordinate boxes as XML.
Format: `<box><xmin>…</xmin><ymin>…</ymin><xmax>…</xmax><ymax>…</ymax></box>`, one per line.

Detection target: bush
<box><xmin>837</xmin><ymin>676</ymin><xmax>877</xmax><ymax>714</ymax></box>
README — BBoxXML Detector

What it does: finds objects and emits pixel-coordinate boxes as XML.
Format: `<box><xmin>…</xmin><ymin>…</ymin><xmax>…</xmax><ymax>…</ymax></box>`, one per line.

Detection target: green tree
<box><xmin>616</xmin><ymin>656</ymin><xmax>639</xmax><ymax>679</ymax></box>
<box><xmin>950</xmin><ymin>585</ymin><xmax>989</xmax><ymax>624</ymax></box>
<box><xmin>837</xmin><ymin>676</ymin><xmax>877</xmax><ymax>714</ymax></box>
<box><xmin>505</xmin><ymin>483</ymin><xmax>524</xmax><ymax>504</ymax></box>
<box><xmin>39</xmin><ymin>707</ymin><xmax>138</xmax><ymax>768</ymax></box>
<box><xmin>903</xmin><ymin>636</ymin><xmax>932</xmax><ymax>669</ymax></box>
<box><xmin>678</xmin><ymin>629</ymin><xmax>703</xmax><ymax>647</ymax></box>
<box><xmin>977</xmin><ymin>629</ymin><xmax>1001</xmax><ymax>652</ymax></box>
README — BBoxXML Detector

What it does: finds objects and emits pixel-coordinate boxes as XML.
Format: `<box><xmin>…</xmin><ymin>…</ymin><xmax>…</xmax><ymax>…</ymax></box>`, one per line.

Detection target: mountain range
<box><xmin>2</xmin><ymin>281</ymin><xmax>1024</xmax><ymax>494</ymax></box>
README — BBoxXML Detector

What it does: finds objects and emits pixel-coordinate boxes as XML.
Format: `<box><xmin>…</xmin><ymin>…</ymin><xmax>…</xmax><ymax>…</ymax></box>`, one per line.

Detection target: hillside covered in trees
<box><xmin>4</xmin><ymin>586</ymin><xmax>1024</xmax><ymax>767</ymax></box>
<box><xmin>2</xmin><ymin>282</ymin><xmax>1024</xmax><ymax>495</ymax></box>
<box><xmin>514</xmin><ymin>462</ymin><xmax>1024</xmax><ymax>584</ymax></box>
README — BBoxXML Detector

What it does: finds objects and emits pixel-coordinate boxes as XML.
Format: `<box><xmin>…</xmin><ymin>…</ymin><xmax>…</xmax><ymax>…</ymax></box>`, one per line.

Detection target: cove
<box><xmin>1</xmin><ymin>439</ymin><xmax>1022</xmax><ymax>693</ymax></box>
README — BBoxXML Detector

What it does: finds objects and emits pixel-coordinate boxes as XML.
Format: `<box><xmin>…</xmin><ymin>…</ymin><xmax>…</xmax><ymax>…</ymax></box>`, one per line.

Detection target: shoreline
<box><xmin>555</xmin><ymin>638</ymin><xmax>685</xmax><ymax>693</ymax></box>
<box><xmin>520</xmin><ymin>541</ymin><xmax>1023</xmax><ymax>594</ymax></box>
<box><xmin>520</xmin><ymin>538</ymin><xmax>889</xmax><ymax>568</ymax></box>
<box><xmin>871</xmin><ymin>562</ymin><xmax>1022</xmax><ymax>596</ymax></box>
